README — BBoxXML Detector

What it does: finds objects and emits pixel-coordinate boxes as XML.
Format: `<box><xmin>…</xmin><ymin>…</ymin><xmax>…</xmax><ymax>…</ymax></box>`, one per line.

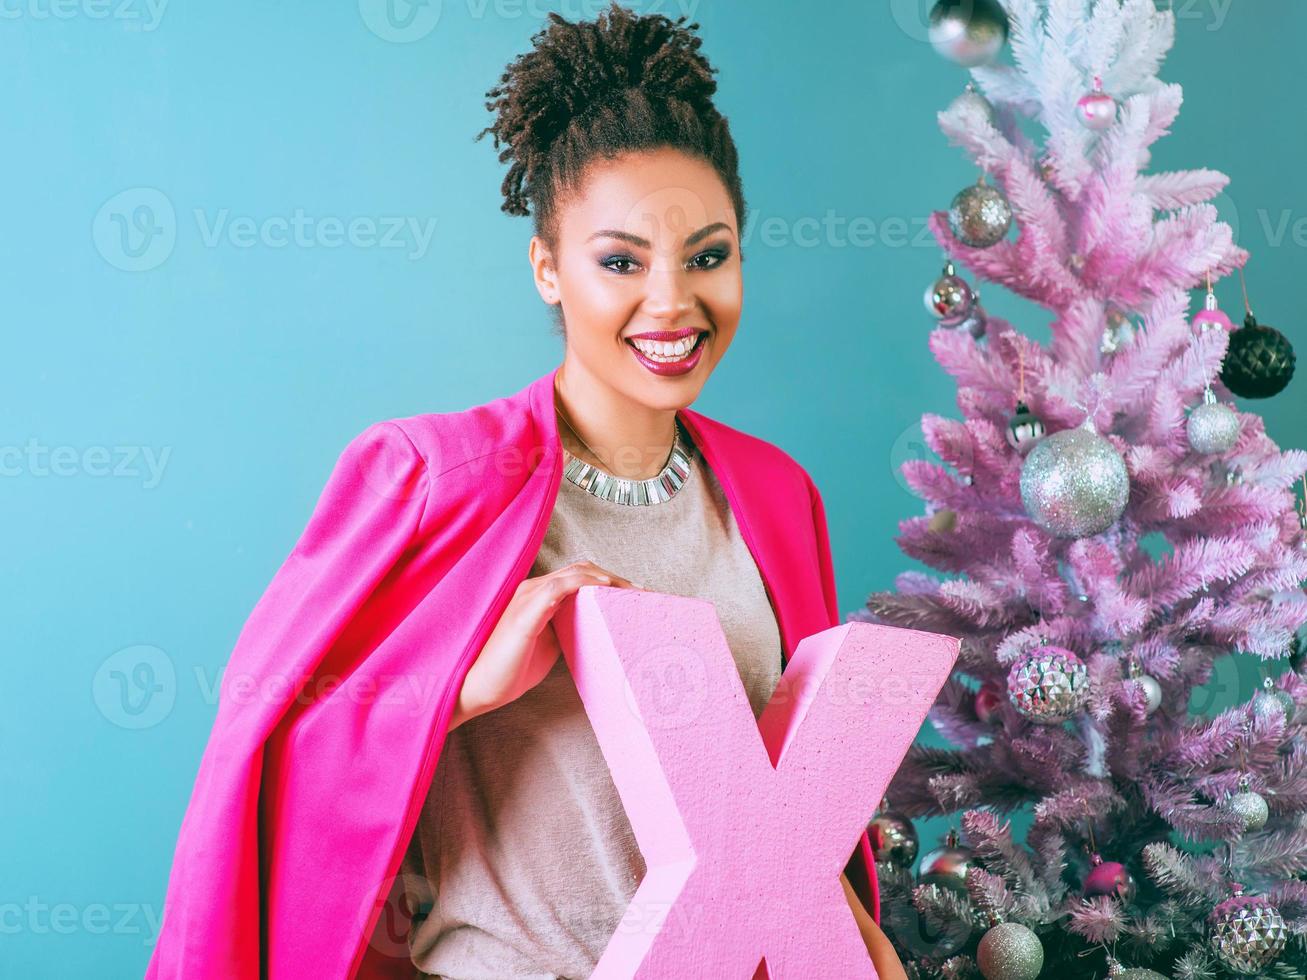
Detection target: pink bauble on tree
<box><xmin>551</xmin><ymin>586</ymin><xmax>959</xmax><ymax>979</ymax></box>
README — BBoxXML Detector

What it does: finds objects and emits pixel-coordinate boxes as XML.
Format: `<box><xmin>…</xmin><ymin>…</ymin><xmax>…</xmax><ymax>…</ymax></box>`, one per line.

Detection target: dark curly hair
<box><xmin>475</xmin><ymin>0</ymin><xmax>747</xmax><ymax>256</ymax></box>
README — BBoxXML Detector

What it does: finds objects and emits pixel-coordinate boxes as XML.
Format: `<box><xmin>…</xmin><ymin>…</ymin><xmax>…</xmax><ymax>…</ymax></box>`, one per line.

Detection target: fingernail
<box><xmin>597</xmin><ymin>575</ymin><xmax>613</xmax><ymax>584</ymax></box>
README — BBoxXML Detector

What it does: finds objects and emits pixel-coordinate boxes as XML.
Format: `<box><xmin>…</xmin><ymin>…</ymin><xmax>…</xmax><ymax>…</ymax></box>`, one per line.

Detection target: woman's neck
<box><xmin>554</xmin><ymin>361</ymin><xmax>680</xmax><ymax>480</ymax></box>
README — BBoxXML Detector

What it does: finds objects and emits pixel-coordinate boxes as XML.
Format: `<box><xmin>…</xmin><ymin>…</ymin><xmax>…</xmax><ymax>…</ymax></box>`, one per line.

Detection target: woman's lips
<box><xmin>625</xmin><ymin>331</ymin><xmax>707</xmax><ymax>377</ymax></box>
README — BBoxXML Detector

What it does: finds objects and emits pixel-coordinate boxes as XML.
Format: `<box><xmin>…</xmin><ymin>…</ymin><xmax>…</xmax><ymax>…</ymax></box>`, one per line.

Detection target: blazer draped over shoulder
<box><xmin>146</xmin><ymin>366</ymin><xmax>880</xmax><ymax>979</ymax></box>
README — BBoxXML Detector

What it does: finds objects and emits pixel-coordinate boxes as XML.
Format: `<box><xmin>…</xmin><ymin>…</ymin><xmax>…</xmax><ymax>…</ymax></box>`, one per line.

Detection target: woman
<box><xmin>146</xmin><ymin>4</ymin><xmax>903</xmax><ymax>978</ymax></box>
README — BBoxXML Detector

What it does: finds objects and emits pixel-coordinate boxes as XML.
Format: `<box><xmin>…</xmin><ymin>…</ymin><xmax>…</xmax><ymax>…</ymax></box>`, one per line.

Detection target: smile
<box><xmin>625</xmin><ymin>330</ymin><xmax>708</xmax><ymax>377</ymax></box>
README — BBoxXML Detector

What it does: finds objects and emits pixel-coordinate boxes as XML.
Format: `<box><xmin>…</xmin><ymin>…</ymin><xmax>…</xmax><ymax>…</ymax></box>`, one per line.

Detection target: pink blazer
<box><xmin>146</xmin><ymin>365</ymin><xmax>879</xmax><ymax>979</ymax></box>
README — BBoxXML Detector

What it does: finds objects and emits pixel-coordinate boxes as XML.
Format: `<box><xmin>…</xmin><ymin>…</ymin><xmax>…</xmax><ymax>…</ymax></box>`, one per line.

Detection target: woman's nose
<box><xmin>641</xmin><ymin>264</ymin><xmax>696</xmax><ymax>319</ymax></box>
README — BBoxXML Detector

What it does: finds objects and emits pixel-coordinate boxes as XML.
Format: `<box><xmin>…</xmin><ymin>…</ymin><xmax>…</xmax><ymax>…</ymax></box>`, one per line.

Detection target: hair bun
<box><xmin>477</xmin><ymin>0</ymin><xmax>744</xmax><ymax>251</ymax></box>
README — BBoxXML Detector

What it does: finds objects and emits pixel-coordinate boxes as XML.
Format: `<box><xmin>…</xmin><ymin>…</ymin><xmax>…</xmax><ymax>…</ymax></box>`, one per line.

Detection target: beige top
<box><xmin>400</xmin><ymin>424</ymin><xmax>784</xmax><ymax>979</ymax></box>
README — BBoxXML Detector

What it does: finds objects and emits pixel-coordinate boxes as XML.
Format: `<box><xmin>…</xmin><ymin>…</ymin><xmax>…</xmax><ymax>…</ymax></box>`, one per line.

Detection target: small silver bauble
<box><xmin>1126</xmin><ymin>659</ymin><xmax>1162</xmax><ymax>715</ymax></box>
<box><xmin>1226</xmin><ymin>776</ymin><xmax>1269</xmax><ymax>832</ymax></box>
<box><xmin>1208</xmin><ymin>887</ymin><xmax>1287</xmax><ymax>975</ymax></box>
<box><xmin>926</xmin><ymin>260</ymin><xmax>975</xmax><ymax>321</ymax></box>
<box><xmin>977</xmin><ymin>921</ymin><xmax>1044</xmax><ymax>980</ymax></box>
<box><xmin>1187</xmin><ymin>387</ymin><xmax>1240</xmax><ymax>455</ymax></box>
<box><xmin>948</xmin><ymin>178</ymin><xmax>1013</xmax><ymax>248</ymax></box>
<box><xmin>950</xmin><ymin>81</ymin><xmax>996</xmax><ymax>126</ymax></box>
<box><xmin>868</xmin><ymin>808</ymin><xmax>919</xmax><ymax>869</ymax></box>
<box><xmin>1252</xmin><ymin>677</ymin><xmax>1295</xmax><ymax>723</ymax></box>
<box><xmin>1019</xmin><ymin>420</ymin><xmax>1130</xmax><ymax>538</ymax></box>
<box><xmin>1006</xmin><ymin>400</ymin><xmax>1045</xmax><ymax>455</ymax></box>
<box><xmin>918</xmin><ymin>830</ymin><xmax>974</xmax><ymax>891</ymax></box>
<box><xmin>1135</xmin><ymin>674</ymin><xmax>1162</xmax><ymax>715</ymax></box>
<box><xmin>928</xmin><ymin>0</ymin><xmax>1009</xmax><ymax>68</ymax></box>
<box><xmin>1007</xmin><ymin>645</ymin><xmax>1090</xmax><ymax>723</ymax></box>
<box><xmin>943</xmin><ymin>289</ymin><xmax>988</xmax><ymax>340</ymax></box>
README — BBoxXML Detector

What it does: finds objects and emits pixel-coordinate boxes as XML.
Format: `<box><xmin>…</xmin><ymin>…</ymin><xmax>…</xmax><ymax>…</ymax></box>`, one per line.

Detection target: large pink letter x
<box><xmin>551</xmin><ymin>586</ymin><xmax>958</xmax><ymax>979</ymax></box>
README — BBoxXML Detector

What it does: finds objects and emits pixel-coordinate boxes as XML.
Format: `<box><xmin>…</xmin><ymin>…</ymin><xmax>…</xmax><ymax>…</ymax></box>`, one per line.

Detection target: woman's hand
<box><xmin>450</xmin><ymin>560</ymin><xmax>641</xmax><ymax>729</ymax></box>
<box><xmin>841</xmin><ymin>872</ymin><xmax>907</xmax><ymax>980</ymax></box>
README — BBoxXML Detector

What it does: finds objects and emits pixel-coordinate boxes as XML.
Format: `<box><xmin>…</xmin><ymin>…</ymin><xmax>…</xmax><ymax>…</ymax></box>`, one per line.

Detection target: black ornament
<box><xmin>1221</xmin><ymin>312</ymin><xmax>1295</xmax><ymax>398</ymax></box>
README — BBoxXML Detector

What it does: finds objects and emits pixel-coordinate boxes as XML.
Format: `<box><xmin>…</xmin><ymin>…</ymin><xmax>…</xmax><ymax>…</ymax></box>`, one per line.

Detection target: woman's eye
<box><xmin>601</xmin><ymin>255</ymin><xmax>640</xmax><ymax>274</ymax></box>
<box><xmin>689</xmin><ymin>248</ymin><xmax>729</xmax><ymax>270</ymax></box>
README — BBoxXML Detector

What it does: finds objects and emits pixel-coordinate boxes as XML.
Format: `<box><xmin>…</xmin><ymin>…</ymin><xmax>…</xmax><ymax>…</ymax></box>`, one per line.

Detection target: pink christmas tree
<box><xmin>859</xmin><ymin>2</ymin><xmax>1307</xmax><ymax>977</ymax></box>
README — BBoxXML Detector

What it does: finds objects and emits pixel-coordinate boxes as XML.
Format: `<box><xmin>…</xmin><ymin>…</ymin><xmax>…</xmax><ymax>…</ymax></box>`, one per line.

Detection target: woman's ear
<box><xmin>528</xmin><ymin>235</ymin><xmax>561</xmax><ymax>306</ymax></box>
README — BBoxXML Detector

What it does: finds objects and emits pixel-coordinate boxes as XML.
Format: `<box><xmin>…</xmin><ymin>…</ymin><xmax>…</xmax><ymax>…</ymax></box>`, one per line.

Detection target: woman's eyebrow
<box><xmin>585</xmin><ymin>221</ymin><xmax>733</xmax><ymax>249</ymax></box>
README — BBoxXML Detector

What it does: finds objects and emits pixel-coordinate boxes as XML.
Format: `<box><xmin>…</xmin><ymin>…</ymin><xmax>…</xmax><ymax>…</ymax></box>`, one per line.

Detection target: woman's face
<box><xmin>529</xmin><ymin>147</ymin><xmax>742</xmax><ymax>412</ymax></box>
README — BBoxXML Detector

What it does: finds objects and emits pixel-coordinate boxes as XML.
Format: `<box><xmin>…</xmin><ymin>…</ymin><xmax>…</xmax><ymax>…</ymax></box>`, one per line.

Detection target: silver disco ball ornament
<box><xmin>1007</xmin><ymin>645</ymin><xmax>1090</xmax><ymax>724</ymax></box>
<box><xmin>1208</xmin><ymin>887</ymin><xmax>1287</xmax><ymax>975</ymax></box>
<box><xmin>1020</xmin><ymin>420</ymin><xmax>1129</xmax><ymax>538</ymax></box>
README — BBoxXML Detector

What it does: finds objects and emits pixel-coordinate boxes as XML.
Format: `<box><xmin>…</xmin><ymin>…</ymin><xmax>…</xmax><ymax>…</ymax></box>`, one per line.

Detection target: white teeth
<box><xmin>630</xmin><ymin>334</ymin><xmax>702</xmax><ymax>362</ymax></box>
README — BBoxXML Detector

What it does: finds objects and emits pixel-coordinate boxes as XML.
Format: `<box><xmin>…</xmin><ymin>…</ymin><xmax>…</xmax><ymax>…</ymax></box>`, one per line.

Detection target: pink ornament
<box><xmin>975</xmin><ymin>680</ymin><xmax>1004</xmax><ymax>723</ymax></box>
<box><xmin>1077</xmin><ymin>76</ymin><xmax>1116</xmax><ymax>131</ymax></box>
<box><xmin>1083</xmin><ymin>854</ymin><xmax>1137</xmax><ymax>903</ymax></box>
<box><xmin>552</xmin><ymin>586</ymin><xmax>959</xmax><ymax>979</ymax></box>
<box><xmin>1192</xmin><ymin>284</ymin><xmax>1235</xmax><ymax>334</ymax></box>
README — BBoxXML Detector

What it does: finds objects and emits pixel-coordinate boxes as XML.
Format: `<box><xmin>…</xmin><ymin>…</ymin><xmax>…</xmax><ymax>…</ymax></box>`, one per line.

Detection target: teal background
<box><xmin>5</xmin><ymin>1</ymin><xmax>1304</xmax><ymax>975</ymax></box>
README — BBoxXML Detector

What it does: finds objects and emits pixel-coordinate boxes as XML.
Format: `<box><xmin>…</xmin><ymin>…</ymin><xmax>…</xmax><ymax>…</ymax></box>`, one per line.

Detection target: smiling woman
<box><xmin>144</xmin><ymin>3</ymin><xmax>900</xmax><ymax>979</ymax></box>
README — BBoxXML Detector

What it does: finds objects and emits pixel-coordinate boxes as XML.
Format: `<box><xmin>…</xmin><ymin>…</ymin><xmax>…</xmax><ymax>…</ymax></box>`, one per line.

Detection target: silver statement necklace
<box><xmin>555</xmin><ymin>401</ymin><xmax>693</xmax><ymax>506</ymax></box>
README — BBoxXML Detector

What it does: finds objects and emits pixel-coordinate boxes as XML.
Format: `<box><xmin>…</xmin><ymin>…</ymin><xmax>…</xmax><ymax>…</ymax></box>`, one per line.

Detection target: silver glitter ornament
<box><xmin>1187</xmin><ymin>386</ymin><xmax>1240</xmax><ymax>455</ymax></box>
<box><xmin>918</xmin><ymin>830</ymin><xmax>974</xmax><ymax>891</ymax></box>
<box><xmin>928</xmin><ymin>0</ymin><xmax>1008</xmax><ymax>68</ymax></box>
<box><xmin>1252</xmin><ymin>676</ymin><xmax>1295</xmax><ymax>723</ymax></box>
<box><xmin>868</xmin><ymin>808</ymin><xmax>919</xmax><ymax>869</ymax></box>
<box><xmin>1007</xmin><ymin>645</ymin><xmax>1090</xmax><ymax>723</ymax></box>
<box><xmin>1208</xmin><ymin>887</ymin><xmax>1287</xmax><ymax>975</ymax></box>
<box><xmin>950</xmin><ymin>81</ymin><xmax>996</xmax><ymax>125</ymax></box>
<box><xmin>977</xmin><ymin>921</ymin><xmax>1043</xmax><ymax>980</ymax></box>
<box><xmin>926</xmin><ymin>260</ymin><xmax>975</xmax><ymax>321</ymax></box>
<box><xmin>1105</xmin><ymin>960</ymin><xmax>1166</xmax><ymax>979</ymax></box>
<box><xmin>1226</xmin><ymin>775</ymin><xmax>1269</xmax><ymax>832</ymax></box>
<box><xmin>949</xmin><ymin>177</ymin><xmax>1013</xmax><ymax>248</ymax></box>
<box><xmin>1005</xmin><ymin>401</ymin><xmax>1045</xmax><ymax>455</ymax></box>
<box><xmin>1019</xmin><ymin>420</ymin><xmax>1129</xmax><ymax>538</ymax></box>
